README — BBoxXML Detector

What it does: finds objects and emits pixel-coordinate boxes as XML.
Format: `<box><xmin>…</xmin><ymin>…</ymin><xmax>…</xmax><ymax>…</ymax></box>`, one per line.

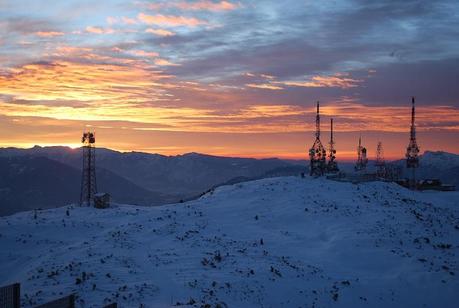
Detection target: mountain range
<box><xmin>0</xmin><ymin>146</ymin><xmax>457</xmax><ymax>216</ymax></box>
<box><xmin>390</xmin><ymin>151</ymin><xmax>459</xmax><ymax>188</ymax></box>
<box><xmin>0</xmin><ymin>146</ymin><xmax>304</xmax><ymax>216</ymax></box>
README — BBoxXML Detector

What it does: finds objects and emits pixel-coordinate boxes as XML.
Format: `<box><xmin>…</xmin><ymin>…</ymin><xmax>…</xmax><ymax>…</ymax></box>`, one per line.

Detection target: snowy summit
<box><xmin>1</xmin><ymin>176</ymin><xmax>458</xmax><ymax>307</ymax></box>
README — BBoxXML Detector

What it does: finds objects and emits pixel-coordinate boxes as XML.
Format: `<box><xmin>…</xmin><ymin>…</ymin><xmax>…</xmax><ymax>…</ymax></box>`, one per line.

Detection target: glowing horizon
<box><xmin>1</xmin><ymin>0</ymin><xmax>458</xmax><ymax>159</ymax></box>
<box><xmin>0</xmin><ymin>142</ymin><xmax>419</xmax><ymax>161</ymax></box>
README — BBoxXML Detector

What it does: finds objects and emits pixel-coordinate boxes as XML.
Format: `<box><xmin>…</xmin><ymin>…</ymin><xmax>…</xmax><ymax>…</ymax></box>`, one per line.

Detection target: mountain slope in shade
<box><xmin>0</xmin><ymin>146</ymin><xmax>300</xmax><ymax>197</ymax></box>
<box><xmin>0</xmin><ymin>176</ymin><xmax>458</xmax><ymax>307</ymax></box>
<box><xmin>0</xmin><ymin>156</ymin><xmax>168</xmax><ymax>216</ymax></box>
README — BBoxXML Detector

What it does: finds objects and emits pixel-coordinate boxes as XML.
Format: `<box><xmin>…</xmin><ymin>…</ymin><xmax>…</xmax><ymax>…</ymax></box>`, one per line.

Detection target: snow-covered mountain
<box><xmin>418</xmin><ymin>151</ymin><xmax>459</xmax><ymax>168</ymax></box>
<box><xmin>391</xmin><ymin>151</ymin><xmax>459</xmax><ymax>188</ymax></box>
<box><xmin>1</xmin><ymin>176</ymin><xmax>458</xmax><ymax>307</ymax></box>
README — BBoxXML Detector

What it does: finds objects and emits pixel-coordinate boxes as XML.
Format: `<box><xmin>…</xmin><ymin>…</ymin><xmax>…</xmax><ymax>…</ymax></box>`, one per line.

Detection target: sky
<box><xmin>0</xmin><ymin>0</ymin><xmax>458</xmax><ymax>160</ymax></box>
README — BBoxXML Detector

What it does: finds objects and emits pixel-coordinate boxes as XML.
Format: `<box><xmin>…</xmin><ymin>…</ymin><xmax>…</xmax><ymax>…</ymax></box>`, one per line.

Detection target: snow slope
<box><xmin>390</xmin><ymin>151</ymin><xmax>459</xmax><ymax>188</ymax></box>
<box><xmin>1</xmin><ymin>177</ymin><xmax>458</xmax><ymax>307</ymax></box>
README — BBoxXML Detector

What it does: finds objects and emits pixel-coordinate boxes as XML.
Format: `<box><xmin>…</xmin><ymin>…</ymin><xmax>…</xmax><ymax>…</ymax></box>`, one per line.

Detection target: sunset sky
<box><xmin>1</xmin><ymin>0</ymin><xmax>458</xmax><ymax>160</ymax></box>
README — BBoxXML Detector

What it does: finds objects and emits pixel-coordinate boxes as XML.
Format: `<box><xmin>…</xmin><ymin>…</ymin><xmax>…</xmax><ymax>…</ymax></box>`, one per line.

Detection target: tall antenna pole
<box><xmin>80</xmin><ymin>131</ymin><xmax>97</xmax><ymax>206</ymax></box>
<box><xmin>355</xmin><ymin>135</ymin><xmax>368</xmax><ymax>171</ymax></box>
<box><xmin>309</xmin><ymin>101</ymin><xmax>326</xmax><ymax>176</ymax></box>
<box><xmin>406</xmin><ymin>96</ymin><xmax>420</xmax><ymax>189</ymax></box>
<box><xmin>376</xmin><ymin>141</ymin><xmax>385</xmax><ymax>178</ymax></box>
<box><xmin>411</xmin><ymin>97</ymin><xmax>416</xmax><ymax>139</ymax></box>
<box><xmin>357</xmin><ymin>136</ymin><xmax>362</xmax><ymax>164</ymax></box>
<box><xmin>330</xmin><ymin>118</ymin><xmax>334</xmax><ymax>144</ymax></box>
<box><xmin>327</xmin><ymin>118</ymin><xmax>339</xmax><ymax>173</ymax></box>
<box><xmin>315</xmin><ymin>101</ymin><xmax>320</xmax><ymax>139</ymax></box>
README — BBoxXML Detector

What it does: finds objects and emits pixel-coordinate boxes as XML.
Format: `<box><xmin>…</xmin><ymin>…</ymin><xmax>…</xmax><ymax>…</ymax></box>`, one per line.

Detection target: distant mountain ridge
<box><xmin>1</xmin><ymin>146</ymin><xmax>457</xmax><ymax>216</ymax></box>
<box><xmin>0</xmin><ymin>146</ymin><xmax>302</xmax><ymax>215</ymax></box>
<box><xmin>390</xmin><ymin>151</ymin><xmax>459</xmax><ymax>188</ymax></box>
<box><xmin>0</xmin><ymin>155</ymin><xmax>170</xmax><ymax>216</ymax></box>
<box><xmin>418</xmin><ymin>151</ymin><xmax>459</xmax><ymax>167</ymax></box>
<box><xmin>0</xmin><ymin>146</ymin><xmax>298</xmax><ymax>194</ymax></box>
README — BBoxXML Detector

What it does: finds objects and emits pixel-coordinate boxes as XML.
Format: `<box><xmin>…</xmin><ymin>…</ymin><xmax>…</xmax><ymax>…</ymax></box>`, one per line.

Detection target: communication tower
<box><xmin>375</xmin><ymin>141</ymin><xmax>386</xmax><ymax>178</ymax></box>
<box><xmin>80</xmin><ymin>131</ymin><xmax>97</xmax><ymax>206</ymax></box>
<box><xmin>327</xmin><ymin>118</ymin><xmax>339</xmax><ymax>173</ymax></box>
<box><xmin>406</xmin><ymin>97</ymin><xmax>420</xmax><ymax>189</ymax></box>
<box><xmin>309</xmin><ymin>101</ymin><xmax>327</xmax><ymax>176</ymax></box>
<box><xmin>355</xmin><ymin>136</ymin><xmax>368</xmax><ymax>171</ymax></box>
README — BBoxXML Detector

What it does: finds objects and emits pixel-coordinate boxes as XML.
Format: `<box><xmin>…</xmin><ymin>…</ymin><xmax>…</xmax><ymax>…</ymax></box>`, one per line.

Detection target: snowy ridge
<box><xmin>420</xmin><ymin>151</ymin><xmax>459</xmax><ymax>169</ymax></box>
<box><xmin>1</xmin><ymin>176</ymin><xmax>458</xmax><ymax>307</ymax></box>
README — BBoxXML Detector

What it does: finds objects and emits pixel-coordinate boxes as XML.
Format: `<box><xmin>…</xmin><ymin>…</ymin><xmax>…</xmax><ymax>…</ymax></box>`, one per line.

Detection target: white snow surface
<box><xmin>1</xmin><ymin>176</ymin><xmax>458</xmax><ymax>307</ymax></box>
<box><xmin>420</xmin><ymin>151</ymin><xmax>459</xmax><ymax>169</ymax></box>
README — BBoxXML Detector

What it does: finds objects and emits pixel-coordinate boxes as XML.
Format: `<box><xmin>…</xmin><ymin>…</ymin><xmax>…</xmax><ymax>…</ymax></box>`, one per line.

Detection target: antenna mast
<box><xmin>327</xmin><ymin>118</ymin><xmax>339</xmax><ymax>173</ymax></box>
<box><xmin>406</xmin><ymin>97</ymin><xmax>420</xmax><ymax>189</ymax></box>
<box><xmin>309</xmin><ymin>101</ymin><xmax>327</xmax><ymax>176</ymax></box>
<box><xmin>375</xmin><ymin>141</ymin><xmax>385</xmax><ymax>178</ymax></box>
<box><xmin>315</xmin><ymin>102</ymin><xmax>320</xmax><ymax>139</ymax></box>
<box><xmin>355</xmin><ymin>135</ymin><xmax>368</xmax><ymax>171</ymax></box>
<box><xmin>80</xmin><ymin>131</ymin><xmax>97</xmax><ymax>206</ymax></box>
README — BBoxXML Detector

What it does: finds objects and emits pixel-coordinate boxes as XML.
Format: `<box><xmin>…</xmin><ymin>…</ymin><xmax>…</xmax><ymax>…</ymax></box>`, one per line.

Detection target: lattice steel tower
<box><xmin>327</xmin><ymin>118</ymin><xmax>339</xmax><ymax>173</ymax></box>
<box><xmin>355</xmin><ymin>136</ymin><xmax>368</xmax><ymax>171</ymax></box>
<box><xmin>375</xmin><ymin>141</ymin><xmax>385</xmax><ymax>178</ymax></box>
<box><xmin>309</xmin><ymin>101</ymin><xmax>327</xmax><ymax>176</ymax></box>
<box><xmin>80</xmin><ymin>131</ymin><xmax>97</xmax><ymax>206</ymax></box>
<box><xmin>406</xmin><ymin>97</ymin><xmax>420</xmax><ymax>189</ymax></box>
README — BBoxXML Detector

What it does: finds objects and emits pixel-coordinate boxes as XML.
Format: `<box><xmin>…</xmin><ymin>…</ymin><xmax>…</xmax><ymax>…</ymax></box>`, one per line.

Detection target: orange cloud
<box><xmin>154</xmin><ymin>58</ymin><xmax>180</xmax><ymax>66</ymax></box>
<box><xmin>175</xmin><ymin>1</ymin><xmax>240</xmax><ymax>11</ymax></box>
<box><xmin>107</xmin><ymin>16</ymin><xmax>138</xmax><ymax>25</ymax></box>
<box><xmin>128</xmin><ymin>50</ymin><xmax>160</xmax><ymax>57</ymax></box>
<box><xmin>106</xmin><ymin>16</ymin><xmax>118</xmax><ymax>25</ymax></box>
<box><xmin>0</xmin><ymin>60</ymin><xmax>173</xmax><ymax>102</ymax></box>
<box><xmin>138</xmin><ymin>13</ymin><xmax>207</xmax><ymax>27</ymax></box>
<box><xmin>35</xmin><ymin>31</ymin><xmax>64</xmax><ymax>37</ymax></box>
<box><xmin>246</xmin><ymin>83</ymin><xmax>283</xmax><ymax>90</ymax></box>
<box><xmin>260</xmin><ymin>74</ymin><xmax>275</xmax><ymax>80</ymax></box>
<box><xmin>244</xmin><ymin>73</ymin><xmax>360</xmax><ymax>89</ymax></box>
<box><xmin>145</xmin><ymin>1</ymin><xmax>240</xmax><ymax>11</ymax></box>
<box><xmin>122</xmin><ymin>17</ymin><xmax>138</xmax><ymax>25</ymax></box>
<box><xmin>85</xmin><ymin>26</ymin><xmax>115</xmax><ymax>34</ymax></box>
<box><xmin>319</xmin><ymin>102</ymin><xmax>459</xmax><ymax>132</ymax></box>
<box><xmin>145</xmin><ymin>28</ymin><xmax>176</xmax><ymax>36</ymax></box>
<box><xmin>278</xmin><ymin>74</ymin><xmax>362</xmax><ymax>89</ymax></box>
<box><xmin>54</xmin><ymin>46</ymin><xmax>93</xmax><ymax>55</ymax></box>
<box><xmin>1</xmin><ymin>59</ymin><xmax>457</xmax><ymax>138</ymax></box>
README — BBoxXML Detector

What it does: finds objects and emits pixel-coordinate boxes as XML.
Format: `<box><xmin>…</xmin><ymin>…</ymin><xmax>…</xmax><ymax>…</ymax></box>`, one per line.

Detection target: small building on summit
<box><xmin>94</xmin><ymin>192</ymin><xmax>110</xmax><ymax>209</ymax></box>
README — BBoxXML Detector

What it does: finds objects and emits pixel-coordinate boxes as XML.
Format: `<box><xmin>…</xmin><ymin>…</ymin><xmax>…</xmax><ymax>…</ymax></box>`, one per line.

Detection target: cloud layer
<box><xmin>0</xmin><ymin>0</ymin><xmax>458</xmax><ymax>158</ymax></box>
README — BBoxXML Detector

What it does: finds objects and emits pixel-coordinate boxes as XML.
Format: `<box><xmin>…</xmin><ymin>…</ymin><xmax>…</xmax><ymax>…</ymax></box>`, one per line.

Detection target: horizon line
<box><xmin>0</xmin><ymin>143</ymin><xmax>454</xmax><ymax>162</ymax></box>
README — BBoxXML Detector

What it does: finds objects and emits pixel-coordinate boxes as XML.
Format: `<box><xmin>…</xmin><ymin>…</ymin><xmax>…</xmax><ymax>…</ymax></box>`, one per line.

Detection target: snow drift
<box><xmin>1</xmin><ymin>176</ymin><xmax>458</xmax><ymax>307</ymax></box>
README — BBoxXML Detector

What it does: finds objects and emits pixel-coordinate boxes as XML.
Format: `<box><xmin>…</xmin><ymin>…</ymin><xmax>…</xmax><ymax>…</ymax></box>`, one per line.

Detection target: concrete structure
<box><xmin>94</xmin><ymin>193</ymin><xmax>110</xmax><ymax>209</ymax></box>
